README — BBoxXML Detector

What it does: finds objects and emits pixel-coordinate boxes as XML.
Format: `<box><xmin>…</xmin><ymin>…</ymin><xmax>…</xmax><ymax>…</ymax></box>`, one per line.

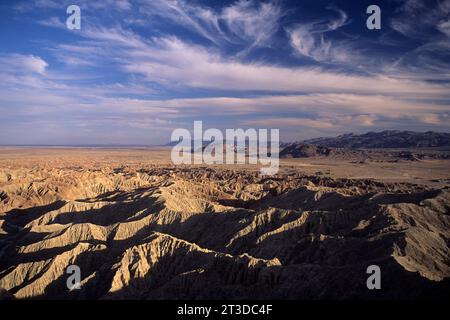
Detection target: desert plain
<box><xmin>0</xmin><ymin>147</ymin><xmax>449</xmax><ymax>299</ymax></box>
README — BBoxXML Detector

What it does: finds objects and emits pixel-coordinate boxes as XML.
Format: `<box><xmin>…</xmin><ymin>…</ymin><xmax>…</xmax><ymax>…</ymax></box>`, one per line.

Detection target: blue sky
<box><xmin>0</xmin><ymin>0</ymin><xmax>449</xmax><ymax>145</ymax></box>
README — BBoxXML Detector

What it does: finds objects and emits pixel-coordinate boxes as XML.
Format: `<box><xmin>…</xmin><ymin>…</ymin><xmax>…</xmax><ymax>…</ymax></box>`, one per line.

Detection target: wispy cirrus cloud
<box><xmin>286</xmin><ymin>7</ymin><xmax>353</xmax><ymax>63</ymax></box>
<box><xmin>138</xmin><ymin>0</ymin><xmax>285</xmax><ymax>51</ymax></box>
<box><xmin>77</xmin><ymin>28</ymin><xmax>446</xmax><ymax>98</ymax></box>
<box><xmin>386</xmin><ymin>0</ymin><xmax>450</xmax><ymax>78</ymax></box>
<box><xmin>36</xmin><ymin>16</ymin><xmax>66</xmax><ymax>29</ymax></box>
<box><xmin>16</xmin><ymin>0</ymin><xmax>132</xmax><ymax>11</ymax></box>
<box><xmin>390</xmin><ymin>0</ymin><xmax>450</xmax><ymax>40</ymax></box>
<box><xmin>0</xmin><ymin>53</ymin><xmax>48</xmax><ymax>75</ymax></box>
<box><xmin>220</xmin><ymin>0</ymin><xmax>284</xmax><ymax>48</ymax></box>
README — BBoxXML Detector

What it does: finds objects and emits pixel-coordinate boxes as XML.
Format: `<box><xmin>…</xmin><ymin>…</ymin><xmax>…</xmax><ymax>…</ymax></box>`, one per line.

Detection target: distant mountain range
<box><xmin>302</xmin><ymin>131</ymin><xmax>450</xmax><ymax>149</ymax></box>
<box><xmin>168</xmin><ymin>131</ymin><xmax>450</xmax><ymax>149</ymax></box>
<box><xmin>279</xmin><ymin>142</ymin><xmax>450</xmax><ymax>161</ymax></box>
<box><xmin>280</xmin><ymin>131</ymin><xmax>450</xmax><ymax>160</ymax></box>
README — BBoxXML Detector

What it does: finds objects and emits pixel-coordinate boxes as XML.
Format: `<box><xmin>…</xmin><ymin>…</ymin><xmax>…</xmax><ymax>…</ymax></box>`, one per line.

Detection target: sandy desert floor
<box><xmin>0</xmin><ymin>147</ymin><xmax>449</xmax><ymax>299</ymax></box>
<box><xmin>1</xmin><ymin>147</ymin><xmax>449</xmax><ymax>183</ymax></box>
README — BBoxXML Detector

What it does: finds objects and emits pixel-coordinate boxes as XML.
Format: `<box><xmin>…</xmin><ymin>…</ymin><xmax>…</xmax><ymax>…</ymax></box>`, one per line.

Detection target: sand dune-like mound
<box><xmin>0</xmin><ymin>165</ymin><xmax>449</xmax><ymax>299</ymax></box>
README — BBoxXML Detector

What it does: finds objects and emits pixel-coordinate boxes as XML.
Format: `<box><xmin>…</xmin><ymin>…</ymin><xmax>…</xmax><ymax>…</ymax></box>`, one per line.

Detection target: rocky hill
<box><xmin>279</xmin><ymin>143</ymin><xmax>450</xmax><ymax>162</ymax></box>
<box><xmin>303</xmin><ymin>131</ymin><xmax>450</xmax><ymax>149</ymax></box>
<box><xmin>280</xmin><ymin>143</ymin><xmax>368</xmax><ymax>160</ymax></box>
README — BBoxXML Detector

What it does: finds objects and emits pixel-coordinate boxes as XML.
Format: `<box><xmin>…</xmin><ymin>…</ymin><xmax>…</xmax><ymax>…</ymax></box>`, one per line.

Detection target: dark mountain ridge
<box><xmin>302</xmin><ymin>131</ymin><xmax>450</xmax><ymax>149</ymax></box>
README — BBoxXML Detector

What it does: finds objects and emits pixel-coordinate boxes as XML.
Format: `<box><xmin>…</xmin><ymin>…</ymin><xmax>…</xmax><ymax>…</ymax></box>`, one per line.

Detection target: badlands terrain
<box><xmin>0</xmin><ymin>146</ymin><xmax>449</xmax><ymax>300</ymax></box>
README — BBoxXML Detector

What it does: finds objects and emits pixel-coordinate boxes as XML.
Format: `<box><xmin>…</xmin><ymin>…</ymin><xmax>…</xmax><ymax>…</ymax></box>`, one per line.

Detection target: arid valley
<box><xmin>1</xmin><ymin>142</ymin><xmax>449</xmax><ymax>300</ymax></box>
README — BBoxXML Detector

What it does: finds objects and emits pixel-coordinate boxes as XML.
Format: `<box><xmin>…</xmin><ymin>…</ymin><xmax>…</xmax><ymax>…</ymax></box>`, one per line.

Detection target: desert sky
<box><xmin>0</xmin><ymin>0</ymin><xmax>449</xmax><ymax>145</ymax></box>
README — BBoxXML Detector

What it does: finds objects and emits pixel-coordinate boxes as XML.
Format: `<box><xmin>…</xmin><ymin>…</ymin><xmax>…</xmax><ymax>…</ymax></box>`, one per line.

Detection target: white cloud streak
<box><xmin>0</xmin><ymin>54</ymin><xmax>48</xmax><ymax>75</ymax></box>
<box><xmin>138</xmin><ymin>0</ymin><xmax>284</xmax><ymax>50</ymax></box>
<box><xmin>287</xmin><ymin>7</ymin><xmax>352</xmax><ymax>63</ymax></box>
<box><xmin>78</xmin><ymin>28</ymin><xmax>448</xmax><ymax>98</ymax></box>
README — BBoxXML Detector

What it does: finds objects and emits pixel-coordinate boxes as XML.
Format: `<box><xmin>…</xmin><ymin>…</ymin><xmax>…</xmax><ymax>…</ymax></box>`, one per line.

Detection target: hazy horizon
<box><xmin>1</xmin><ymin>129</ymin><xmax>450</xmax><ymax>148</ymax></box>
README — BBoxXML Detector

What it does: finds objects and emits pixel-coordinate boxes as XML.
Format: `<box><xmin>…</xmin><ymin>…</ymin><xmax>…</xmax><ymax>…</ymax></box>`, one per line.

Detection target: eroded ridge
<box><xmin>0</xmin><ymin>165</ymin><xmax>449</xmax><ymax>299</ymax></box>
